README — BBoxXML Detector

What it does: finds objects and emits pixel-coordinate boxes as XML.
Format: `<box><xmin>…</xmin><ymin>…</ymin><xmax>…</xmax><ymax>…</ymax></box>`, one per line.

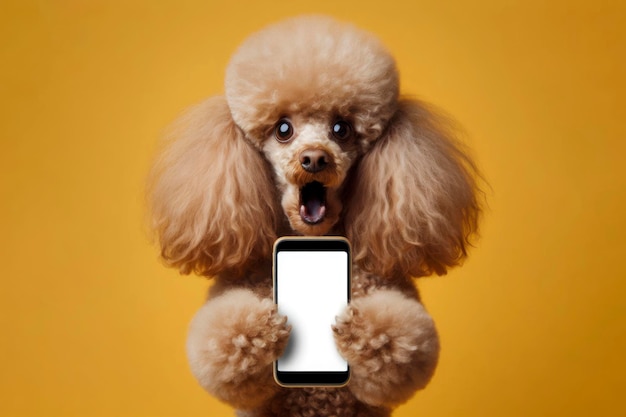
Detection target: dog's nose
<box><xmin>300</xmin><ymin>149</ymin><xmax>330</xmax><ymax>173</ymax></box>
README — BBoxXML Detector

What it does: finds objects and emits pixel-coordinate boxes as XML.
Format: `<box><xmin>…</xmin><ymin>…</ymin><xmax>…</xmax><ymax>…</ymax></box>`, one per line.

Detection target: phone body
<box><xmin>273</xmin><ymin>237</ymin><xmax>351</xmax><ymax>387</ymax></box>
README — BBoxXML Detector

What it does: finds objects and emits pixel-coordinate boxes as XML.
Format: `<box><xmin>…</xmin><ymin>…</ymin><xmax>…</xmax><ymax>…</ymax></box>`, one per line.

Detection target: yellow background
<box><xmin>1</xmin><ymin>0</ymin><xmax>625</xmax><ymax>415</ymax></box>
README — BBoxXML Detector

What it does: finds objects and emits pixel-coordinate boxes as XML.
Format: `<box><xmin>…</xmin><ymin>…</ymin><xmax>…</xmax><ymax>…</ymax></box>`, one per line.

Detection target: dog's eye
<box><xmin>331</xmin><ymin>120</ymin><xmax>352</xmax><ymax>142</ymax></box>
<box><xmin>275</xmin><ymin>119</ymin><xmax>294</xmax><ymax>142</ymax></box>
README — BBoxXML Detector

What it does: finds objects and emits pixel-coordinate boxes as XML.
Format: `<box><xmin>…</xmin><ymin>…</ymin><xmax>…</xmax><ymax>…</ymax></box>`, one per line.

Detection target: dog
<box><xmin>148</xmin><ymin>15</ymin><xmax>482</xmax><ymax>417</ymax></box>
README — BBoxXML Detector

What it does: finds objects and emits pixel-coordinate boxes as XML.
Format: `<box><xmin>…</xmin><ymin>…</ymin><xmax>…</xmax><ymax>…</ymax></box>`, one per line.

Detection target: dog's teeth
<box><xmin>299</xmin><ymin>181</ymin><xmax>327</xmax><ymax>224</ymax></box>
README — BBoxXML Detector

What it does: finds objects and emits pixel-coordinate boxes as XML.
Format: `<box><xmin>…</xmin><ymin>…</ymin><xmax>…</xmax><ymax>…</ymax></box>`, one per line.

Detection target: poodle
<box><xmin>148</xmin><ymin>15</ymin><xmax>481</xmax><ymax>417</ymax></box>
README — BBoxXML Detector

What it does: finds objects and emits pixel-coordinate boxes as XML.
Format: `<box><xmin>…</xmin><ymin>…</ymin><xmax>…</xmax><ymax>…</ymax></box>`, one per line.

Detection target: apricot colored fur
<box><xmin>148</xmin><ymin>15</ymin><xmax>481</xmax><ymax>417</ymax></box>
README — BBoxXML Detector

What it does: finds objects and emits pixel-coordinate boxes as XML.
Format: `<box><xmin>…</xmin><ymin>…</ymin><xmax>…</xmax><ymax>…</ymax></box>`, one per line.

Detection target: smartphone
<box><xmin>273</xmin><ymin>237</ymin><xmax>351</xmax><ymax>387</ymax></box>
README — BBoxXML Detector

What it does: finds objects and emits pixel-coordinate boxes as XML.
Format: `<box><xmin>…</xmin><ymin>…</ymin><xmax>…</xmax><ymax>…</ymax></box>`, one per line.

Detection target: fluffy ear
<box><xmin>147</xmin><ymin>96</ymin><xmax>279</xmax><ymax>276</ymax></box>
<box><xmin>344</xmin><ymin>99</ymin><xmax>482</xmax><ymax>278</ymax></box>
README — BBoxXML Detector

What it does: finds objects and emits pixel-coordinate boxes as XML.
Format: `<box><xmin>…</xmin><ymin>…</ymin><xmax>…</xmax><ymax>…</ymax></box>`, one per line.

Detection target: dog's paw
<box><xmin>229</xmin><ymin>299</ymin><xmax>290</xmax><ymax>377</ymax></box>
<box><xmin>187</xmin><ymin>289</ymin><xmax>289</xmax><ymax>408</ymax></box>
<box><xmin>333</xmin><ymin>290</ymin><xmax>439</xmax><ymax>407</ymax></box>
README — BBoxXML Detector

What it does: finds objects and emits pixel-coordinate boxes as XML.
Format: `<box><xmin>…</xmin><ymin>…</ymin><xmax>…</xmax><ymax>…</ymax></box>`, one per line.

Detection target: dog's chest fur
<box><xmin>213</xmin><ymin>261</ymin><xmax>419</xmax><ymax>302</ymax></box>
<box><xmin>239</xmin><ymin>387</ymin><xmax>390</xmax><ymax>417</ymax></box>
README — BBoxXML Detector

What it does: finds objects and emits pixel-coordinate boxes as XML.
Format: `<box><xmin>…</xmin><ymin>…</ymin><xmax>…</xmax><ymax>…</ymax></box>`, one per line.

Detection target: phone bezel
<box><xmin>272</xmin><ymin>236</ymin><xmax>351</xmax><ymax>387</ymax></box>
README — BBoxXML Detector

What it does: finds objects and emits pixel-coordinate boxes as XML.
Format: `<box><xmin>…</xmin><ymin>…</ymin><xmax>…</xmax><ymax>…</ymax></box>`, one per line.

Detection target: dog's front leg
<box><xmin>186</xmin><ymin>288</ymin><xmax>290</xmax><ymax>410</ymax></box>
<box><xmin>333</xmin><ymin>289</ymin><xmax>439</xmax><ymax>407</ymax></box>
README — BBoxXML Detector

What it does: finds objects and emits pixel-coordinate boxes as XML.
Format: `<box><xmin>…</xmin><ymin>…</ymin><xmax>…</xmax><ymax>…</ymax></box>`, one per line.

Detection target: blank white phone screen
<box><xmin>276</xmin><ymin>250</ymin><xmax>348</xmax><ymax>372</ymax></box>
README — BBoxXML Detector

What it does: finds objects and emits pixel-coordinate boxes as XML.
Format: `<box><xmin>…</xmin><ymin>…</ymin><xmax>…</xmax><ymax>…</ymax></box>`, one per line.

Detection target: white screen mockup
<box><xmin>276</xmin><ymin>250</ymin><xmax>348</xmax><ymax>372</ymax></box>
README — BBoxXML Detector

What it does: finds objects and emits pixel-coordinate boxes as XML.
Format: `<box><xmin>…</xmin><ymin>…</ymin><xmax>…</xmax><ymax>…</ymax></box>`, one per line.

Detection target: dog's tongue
<box><xmin>300</xmin><ymin>199</ymin><xmax>326</xmax><ymax>224</ymax></box>
<box><xmin>300</xmin><ymin>182</ymin><xmax>326</xmax><ymax>224</ymax></box>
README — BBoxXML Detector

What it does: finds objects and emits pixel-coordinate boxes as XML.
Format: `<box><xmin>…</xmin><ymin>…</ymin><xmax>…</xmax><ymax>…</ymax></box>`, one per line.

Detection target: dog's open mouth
<box><xmin>300</xmin><ymin>181</ymin><xmax>327</xmax><ymax>224</ymax></box>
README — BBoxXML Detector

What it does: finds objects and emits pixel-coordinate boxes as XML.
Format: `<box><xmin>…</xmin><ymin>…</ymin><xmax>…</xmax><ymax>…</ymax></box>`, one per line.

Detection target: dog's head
<box><xmin>148</xmin><ymin>16</ymin><xmax>482</xmax><ymax>278</ymax></box>
<box><xmin>225</xmin><ymin>16</ymin><xmax>399</xmax><ymax>235</ymax></box>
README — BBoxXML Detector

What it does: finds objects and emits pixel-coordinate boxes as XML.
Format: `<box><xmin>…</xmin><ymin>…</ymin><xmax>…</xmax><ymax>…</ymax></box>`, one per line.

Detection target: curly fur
<box><xmin>344</xmin><ymin>100</ymin><xmax>481</xmax><ymax>277</ymax></box>
<box><xmin>147</xmin><ymin>15</ymin><xmax>482</xmax><ymax>417</ymax></box>
<box><xmin>225</xmin><ymin>15</ymin><xmax>399</xmax><ymax>146</ymax></box>
<box><xmin>148</xmin><ymin>96</ymin><xmax>281</xmax><ymax>276</ymax></box>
